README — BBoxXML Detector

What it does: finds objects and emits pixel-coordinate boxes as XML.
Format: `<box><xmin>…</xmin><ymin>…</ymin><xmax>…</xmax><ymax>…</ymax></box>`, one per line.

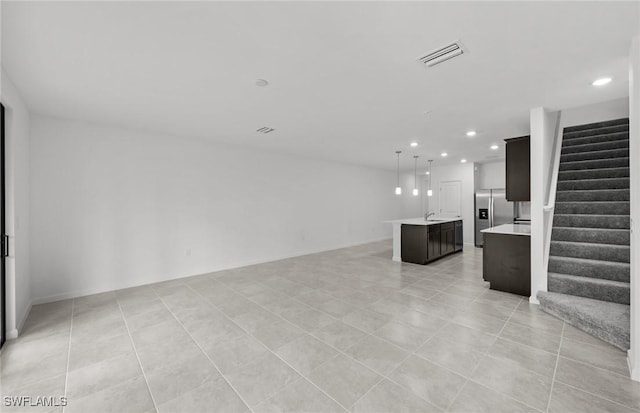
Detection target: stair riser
<box><xmin>550</xmin><ymin>242</ymin><xmax>630</xmax><ymax>263</ymax></box>
<box><xmin>553</xmin><ymin>215</ymin><xmax>629</xmax><ymax>229</ymax></box>
<box><xmin>562</xmin><ymin>131</ymin><xmax>628</xmax><ymax>146</ymax></box>
<box><xmin>563</xmin><ymin>118</ymin><xmax>629</xmax><ymax>133</ymax></box>
<box><xmin>559</xmin><ymin>158</ymin><xmax>629</xmax><ymax>171</ymax></box>
<box><xmin>551</xmin><ymin>228</ymin><xmax>630</xmax><ymax>245</ymax></box>
<box><xmin>556</xmin><ymin>190</ymin><xmax>629</xmax><ymax>202</ymax></box>
<box><xmin>560</xmin><ymin>149</ymin><xmax>628</xmax><ymax>163</ymax></box>
<box><xmin>556</xmin><ymin>178</ymin><xmax>629</xmax><ymax>191</ymax></box>
<box><xmin>554</xmin><ymin>203</ymin><xmax>630</xmax><ymax>215</ymax></box>
<box><xmin>548</xmin><ymin>257</ymin><xmax>630</xmax><ymax>282</ymax></box>
<box><xmin>558</xmin><ymin>168</ymin><xmax>629</xmax><ymax>181</ymax></box>
<box><xmin>548</xmin><ymin>276</ymin><xmax>630</xmax><ymax>305</ymax></box>
<box><xmin>561</xmin><ymin>140</ymin><xmax>628</xmax><ymax>155</ymax></box>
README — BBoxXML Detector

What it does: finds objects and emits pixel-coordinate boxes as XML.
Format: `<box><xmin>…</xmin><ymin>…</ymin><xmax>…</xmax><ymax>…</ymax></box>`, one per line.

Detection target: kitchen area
<box><xmin>388</xmin><ymin>134</ymin><xmax>532</xmax><ymax>297</ymax></box>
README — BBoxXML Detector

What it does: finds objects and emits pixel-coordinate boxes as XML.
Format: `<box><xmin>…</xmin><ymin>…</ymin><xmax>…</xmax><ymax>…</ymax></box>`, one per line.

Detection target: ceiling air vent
<box><xmin>417</xmin><ymin>41</ymin><xmax>466</xmax><ymax>68</ymax></box>
<box><xmin>256</xmin><ymin>127</ymin><xmax>275</xmax><ymax>134</ymax></box>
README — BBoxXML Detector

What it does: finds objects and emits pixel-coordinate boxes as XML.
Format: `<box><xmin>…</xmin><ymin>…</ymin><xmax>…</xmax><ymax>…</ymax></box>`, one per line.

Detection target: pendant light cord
<box><xmin>396</xmin><ymin>151</ymin><xmax>401</xmax><ymax>187</ymax></box>
<box><xmin>413</xmin><ymin>156</ymin><xmax>418</xmax><ymax>189</ymax></box>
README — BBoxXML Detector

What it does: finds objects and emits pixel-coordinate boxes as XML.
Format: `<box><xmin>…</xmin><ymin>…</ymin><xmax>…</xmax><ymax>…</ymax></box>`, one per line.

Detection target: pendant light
<box><xmin>427</xmin><ymin>159</ymin><xmax>433</xmax><ymax>197</ymax></box>
<box><xmin>395</xmin><ymin>151</ymin><xmax>402</xmax><ymax>195</ymax></box>
<box><xmin>413</xmin><ymin>156</ymin><xmax>419</xmax><ymax>196</ymax></box>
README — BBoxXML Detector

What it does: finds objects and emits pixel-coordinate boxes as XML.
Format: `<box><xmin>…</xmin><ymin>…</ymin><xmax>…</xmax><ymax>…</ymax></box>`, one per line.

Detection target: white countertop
<box><xmin>385</xmin><ymin>217</ymin><xmax>462</xmax><ymax>226</ymax></box>
<box><xmin>481</xmin><ymin>224</ymin><xmax>531</xmax><ymax>236</ymax></box>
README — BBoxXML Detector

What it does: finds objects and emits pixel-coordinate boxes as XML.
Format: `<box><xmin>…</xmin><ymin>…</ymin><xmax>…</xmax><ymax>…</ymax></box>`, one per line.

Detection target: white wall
<box><xmin>530</xmin><ymin>108</ymin><xmax>558</xmax><ymax>304</ymax></box>
<box><xmin>1</xmin><ymin>68</ymin><xmax>31</xmax><ymax>337</ymax></box>
<box><xmin>628</xmin><ymin>34</ymin><xmax>640</xmax><ymax>382</ymax></box>
<box><xmin>562</xmin><ymin>97</ymin><xmax>629</xmax><ymax>128</ymax></box>
<box><xmin>475</xmin><ymin>161</ymin><xmax>506</xmax><ymax>190</ymax></box>
<box><xmin>420</xmin><ymin>163</ymin><xmax>475</xmax><ymax>246</ymax></box>
<box><xmin>30</xmin><ymin>115</ymin><xmax>402</xmax><ymax>303</ymax></box>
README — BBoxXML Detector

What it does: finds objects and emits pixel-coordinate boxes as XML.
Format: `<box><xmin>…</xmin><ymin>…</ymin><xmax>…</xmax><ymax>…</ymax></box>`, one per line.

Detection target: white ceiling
<box><xmin>2</xmin><ymin>1</ymin><xmax>638</xmax><ymax>171</ymax></box>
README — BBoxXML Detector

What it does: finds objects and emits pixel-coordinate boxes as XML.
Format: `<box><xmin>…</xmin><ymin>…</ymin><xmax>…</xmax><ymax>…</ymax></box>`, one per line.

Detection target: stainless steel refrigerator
<box><xmin>474</xmin><ymin>188</ymin><xmax>514</xmax><ymax>247</ymax></box>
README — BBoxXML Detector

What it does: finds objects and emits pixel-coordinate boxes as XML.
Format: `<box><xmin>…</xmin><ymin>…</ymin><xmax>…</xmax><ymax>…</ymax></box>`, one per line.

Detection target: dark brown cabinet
<box><xmin>427</xmin><ymin>224</ymin><xmax>441</xmax><ymax>260</ymax></box>
<box><xmin>505</xmin><ymin>135</ymin><xmax>530</xmax><ymax>201</ymax></box>
<box><xmin>483</xmin><ymin>232</ymin><xmax>531</xmax><ymax>296</ymax></box>
<box><xmin>400</xmin><ymin>220</ymin><xmax>461</xmax><ymax>265</ymax></box>
<box><xmin>440</xmin><ymin>222</ymin><xmax>455</xmax><ymax>255</ymax></box>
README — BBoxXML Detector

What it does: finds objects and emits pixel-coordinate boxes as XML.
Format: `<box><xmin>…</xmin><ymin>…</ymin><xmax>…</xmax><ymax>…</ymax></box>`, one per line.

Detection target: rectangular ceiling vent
<box><xmin>417</xmin><ymin>41</ymin><xmax>466</xmax><ymax>68</ymax></box>
<box><xmin>256</xmin><ymin>127</ymin><xmax>275</xmax><ymax>134</ymax></box>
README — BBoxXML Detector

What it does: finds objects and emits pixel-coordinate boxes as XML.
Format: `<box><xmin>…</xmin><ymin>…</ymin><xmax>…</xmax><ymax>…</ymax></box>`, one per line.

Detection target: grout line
<box><xmin>12</xmin><ymin>246</ymin><xmax>632</xmax><ymax>412</ymax></box>
<box><xmin>61</xmin><ymin>299</ymin><xmax>74</xmax><ymax>413</ymax></box>
<box><xmin>115</xmin><ymin>297</ymin><xmax>160</xmax><ymax>413</ymax></box>
<box><xmin>545</xmin><ymin>322</ymin><xmax>565</xmax><ymax>413</ymax></box>
<box><xmin>214</xmin><ymin>269</ymin><xmax>493</xmax><ymax>412</ymax></box>
<box><xmin>441</xmin><ymin>292</ymin><xmax>522</xmax><ymax>412</ymax></box>
<box><xmin>152</xmin><ymin>293</ymin><xmax>257</xmax><ymax>413</ymax></box>
<box><xmin>179</xmin><ymin>283</ymin><xmax>352</xmax><ymax>412</ymax></box>
<box><xmin>452</xmin><ymin>296</ymin><xmax>524</xmax><ymax>412</ymax></box>
<box><xmin>551</xmin><ymin>377</ymin><xmax>640</xmax><ymax>413</ymax></box>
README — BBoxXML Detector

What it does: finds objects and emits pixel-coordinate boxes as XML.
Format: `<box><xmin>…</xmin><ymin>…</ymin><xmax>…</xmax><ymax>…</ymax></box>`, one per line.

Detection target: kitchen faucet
<box><xmin>425</xmin><ymin>211</ymin><xmax>436</xmax><ymax>220</ymax></box>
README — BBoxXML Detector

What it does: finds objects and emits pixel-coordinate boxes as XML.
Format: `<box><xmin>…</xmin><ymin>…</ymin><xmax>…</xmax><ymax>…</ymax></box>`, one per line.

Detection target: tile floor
<box><xmin>2</xmin><ymin>241</ymin><xmax>639</xmax><ymax>413</ymax></box>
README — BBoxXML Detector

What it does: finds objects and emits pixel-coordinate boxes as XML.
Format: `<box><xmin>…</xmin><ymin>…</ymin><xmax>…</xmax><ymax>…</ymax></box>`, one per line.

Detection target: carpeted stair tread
<box><xmin>562</xmin><ymin>131</ymin><xmax>628</xmax><ymax>146</ymax></box>
<box><xmin>548</xmin><ymin>256</ymin><xmax>630</xmax><ymax>282</ymax></box>
<box><xmin>560</xmin><ymin>148</ymin><xmax>628</xmax><ymax>163</ymax></box>
<box><xmin>537</xmin><ymin>291</ymin><xmax>629</xmax><ymax>350</ymax></box>
<box><xmin>563</xmin><ymin>125</ymin><xmax>628</xmax><ymax>140</ymax></box>
<box><xmin>556</xmin><ymin>177</ymin><xmax>629</xmax><ymax>191</ymax></box>
<box><xmin>551</xmin><ymin>227</ymin><xmax>630</xmax><ymax>245</ymax></box>
<box><xmin>556</xmin><ymin>189</ymin><xmax>629</xmax><ymax>202</ymax></box>
<box><xmin>561</xmin><ymin>139</ymin><xmax>628</xmax><ymax>155</ymax></box>
<box><xmin>544</xmin><ymin>117</ymin><xmax>630</xmax><ymax>350</ymax></box>
<box><xmin>554</xmin><ymin>201</ymin><xmax>629</xmax><ymax>215</ymax></box>
<box><xmin>563</xmin><ymin>118</ymin><xmax>629</xmax><ymax>133</ymax></box>
<box><xmin>553</xmin><ymin>214</ymin><xmax>629</xmax><ymax>229</ymax></box>
<box><xmin>559</xmin><ymin>157</ymin><xmax>629</xmax><ymax>171</ymax></box>
<box><xmin>548</xmin><ymin>273</ymin><xmax>629</xmax><ymax>305</ymax></box>
<box><xmin>550</xmin><ymin>240</ymin><xmax>629</xmax><ymax>263</ymax></box>
<box><xmin>558</xmin><ymin>167</ymin><xmax>629</xmax><ymax>181</ymax></box>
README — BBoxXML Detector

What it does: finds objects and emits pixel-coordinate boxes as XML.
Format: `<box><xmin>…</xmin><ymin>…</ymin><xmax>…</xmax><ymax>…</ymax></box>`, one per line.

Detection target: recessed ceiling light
<box><xmin>256</xmin><ymin>79</ymin><xmax>269</xmax><ymax>87</ymax></box>
<box><xmin>425</xmin><ymin>171</ymin><xmax>430</xmax><ymax>175</ymax></box>
<box><xmin>490</xmin><ymin>144</ymin><xmax>499</xmax><ymax>150</ymax></box>
<box><xmin>460</xmin><ymin>159</ymin><xmax>467</xmax><ymax>163</ymax></box>
<box><xmin>410</xmin><ymin>142</ymin><xmax>418</xmax><ymax>147</ymax></box>
<box><xmin>441</xmin><ymin>152</ymin><xmax>448</xmax><ymax>157</ymax></box>
<box><xmin>466</xmin><ymin>131</ymin><xmax>476</xmax><ymax>137</ymax></box>
<box><xmin>592</xmin><ymin>77</ymin><xmax>612</xmax><ymax>86</ymax></box>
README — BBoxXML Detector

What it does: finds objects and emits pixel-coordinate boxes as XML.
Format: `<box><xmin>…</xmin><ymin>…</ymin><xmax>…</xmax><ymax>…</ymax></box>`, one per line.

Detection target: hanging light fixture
<box><xmin>427</xmin><ymin>160</ymin><xmax>433</xmax><ymax>197</ymax></box>
<box><xmin>395</xmin><ymin>151</ymin><xmax>402</xmax><ymax>195</ymax></box>
<box><xmin>413</xmin><ymin>156</ymin><xmax>419</xmax><ymax>196</ymax></box>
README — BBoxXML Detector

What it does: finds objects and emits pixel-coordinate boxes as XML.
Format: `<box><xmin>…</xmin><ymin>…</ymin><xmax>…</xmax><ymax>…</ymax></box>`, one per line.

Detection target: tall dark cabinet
<box><xmin>505</xmin><ymin>135</ymin><xmax>530</xmax><ymax>201</ymax></box>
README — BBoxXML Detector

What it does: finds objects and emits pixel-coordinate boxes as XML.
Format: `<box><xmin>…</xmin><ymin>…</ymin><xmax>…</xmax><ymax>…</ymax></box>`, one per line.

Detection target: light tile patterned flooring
<box><xmin>2</xmin><ymin>241</ymin><xmax>639</xmax><ymax>413</ymax></box>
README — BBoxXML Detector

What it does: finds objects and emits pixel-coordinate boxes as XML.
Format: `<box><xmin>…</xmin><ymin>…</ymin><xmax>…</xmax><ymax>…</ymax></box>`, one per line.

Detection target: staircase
<box><xmin>538</xmin><ymin>117</ymin><xmax>630</xmax><ymax>350</ymax></box>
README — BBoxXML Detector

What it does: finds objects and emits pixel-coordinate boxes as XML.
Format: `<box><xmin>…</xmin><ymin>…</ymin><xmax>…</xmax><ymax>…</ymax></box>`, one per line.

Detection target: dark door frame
<box><xmin>1</xmin><ymin>103</ymin><xmax>6</xmax><ymax>348</ymax></box>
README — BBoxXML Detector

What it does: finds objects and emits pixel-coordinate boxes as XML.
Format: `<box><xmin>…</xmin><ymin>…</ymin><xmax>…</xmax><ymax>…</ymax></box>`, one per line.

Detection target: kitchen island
<box><xmin>481</xmin><ymin>224</ymin><xmax>531</xmax><ymax>296</ymax></box>
<box><xmin>386</xmin><ymin>218</ymin><xmax>463</xmax><ymax>264</ymax></box>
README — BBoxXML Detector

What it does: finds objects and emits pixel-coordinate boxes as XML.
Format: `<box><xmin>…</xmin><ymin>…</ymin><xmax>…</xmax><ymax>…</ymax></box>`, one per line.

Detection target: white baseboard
<box><xmin>7</xmin><ymin>300</ymin><xmax>32</xmax><ymax>339</ymax></box>
<box><xmin>629</xmin><ymin>351</ymin><xmax>640</xmax><ymax>382</ymax></box>
<box><xmin>529</xmin><ymin>296</ymin><xmax>540</xmax><ymax>305</ymax></box>
<box><xmin>30</xmin><ymin>236</ymin><xmax>393</xmax><ymax>305</ymax></box>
